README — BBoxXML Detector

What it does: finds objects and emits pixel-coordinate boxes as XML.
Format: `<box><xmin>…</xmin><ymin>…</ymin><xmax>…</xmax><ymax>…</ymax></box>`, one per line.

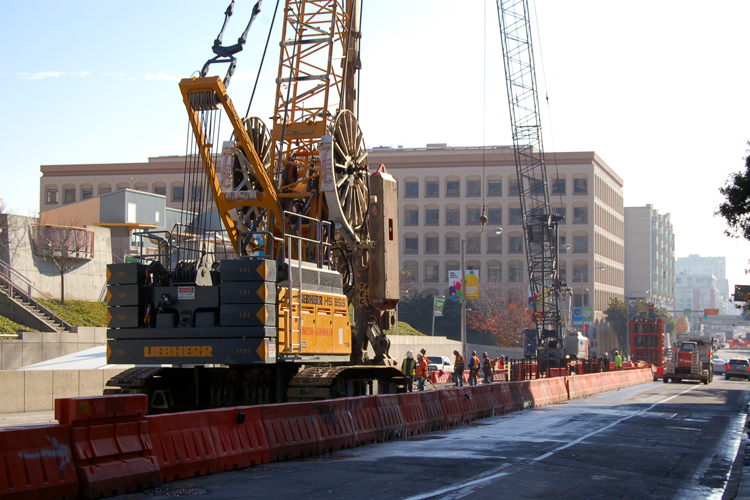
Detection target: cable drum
<box><xmin>189</xmin><ymin>91</ymin><xmax>220</xmax><ymax>111</ymax></box>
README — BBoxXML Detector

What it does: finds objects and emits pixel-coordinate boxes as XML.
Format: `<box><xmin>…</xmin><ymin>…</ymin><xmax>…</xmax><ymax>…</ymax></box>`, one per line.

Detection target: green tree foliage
<box><xmin>717</xmin><ymin>143</ymin><xmax>750</xmax><ymax>241</ymax></box>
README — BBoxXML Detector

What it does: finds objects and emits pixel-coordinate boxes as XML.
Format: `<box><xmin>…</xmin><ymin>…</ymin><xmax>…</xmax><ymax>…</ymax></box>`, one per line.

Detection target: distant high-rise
<box><xmin>676</xmin><ymin>254</ymin><xmax>729</xmax><ymax>313</ymax></box>
<box><xmin>624</xmin><ymin>205</ymin><xmax>675</xmax><ymax>310</ymax></box>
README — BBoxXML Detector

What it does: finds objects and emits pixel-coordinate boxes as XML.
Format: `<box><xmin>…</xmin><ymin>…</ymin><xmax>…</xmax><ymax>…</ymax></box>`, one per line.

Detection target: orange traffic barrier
<box><xmin>148</xmin><ymin>410</ymin><xmax>217</xmax><ymax>483</ymax></box>
<box><xmin>262</xmin><ymin>402</ymin><xmax>317</xmax><ymax>462</ymax></box>
<box><xmin>56</xmin><ymin>394</ymin><xmax>160</xmax><ymax>499</ymax></box>
<box><xmin>311</xmin><ymin>401</ymin><xmax>356</xmax><ymax>453</ymax></box>
<box><xmin>348</xmin><ymin>396</ymin><xmax>382</xmax><ymax>445</ymax></box>
<box><xmin>418</xmin><ymin>391</ymin><xmax>445</xmax><ymax>432</ymax></box>
<box><xmin>438</xmin><ymin>388</ymin><xmax>463</xmax><ymax>427</ymax></box>
<box><xmin>399</xmin><ymin>392</ymin><xmax>429</xmax><ymax>436</ymax></box>
<box><xmin>376</xmin><ymin>394</ymin><xmax>404</xmax><ymax>440</ymax></box>
<box><xmin>546</xmin><ymin>377</ymin><xmax>568</xmax><ymax>404</ymax></box>
<box><xmin>0</xmin><ymin>424</ymin><xmax>78</xmax><ymax>500</ymax></box>
<box><xmin>211</xmin><ymin>406</ymin><xmax>270</xmax><ymax>471</ymax></box>
<box><xmin>471</xmin><ymin>385</ymin><xmax>494</xmax><ymax>419</ymax></box>
<box><xmin>508</xmin><ymin>381</ymin><xmax>533</xmax><ymax>410</ymax></box>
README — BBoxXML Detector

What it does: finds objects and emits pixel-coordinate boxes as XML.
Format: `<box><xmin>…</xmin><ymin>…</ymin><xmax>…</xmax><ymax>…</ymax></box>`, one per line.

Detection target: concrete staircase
<box><xmin>0</xmin><ymin>261</ymin><xmax>73</xmax><ymax>333</ymax></box>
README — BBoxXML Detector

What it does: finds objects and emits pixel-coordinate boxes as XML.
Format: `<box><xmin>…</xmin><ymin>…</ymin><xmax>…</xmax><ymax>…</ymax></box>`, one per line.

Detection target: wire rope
<box><xmin>244</xmin><ymin>0</ymin><xmax>281</xmax><ymax>120</ymax></box>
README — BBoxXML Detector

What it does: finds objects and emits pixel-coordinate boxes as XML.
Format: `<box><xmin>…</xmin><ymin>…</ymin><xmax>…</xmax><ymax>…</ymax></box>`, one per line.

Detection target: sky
<box><xmin>2</xmin><ymin>0</ymin><xmax>750</xmax><ymax>296</ymax></box>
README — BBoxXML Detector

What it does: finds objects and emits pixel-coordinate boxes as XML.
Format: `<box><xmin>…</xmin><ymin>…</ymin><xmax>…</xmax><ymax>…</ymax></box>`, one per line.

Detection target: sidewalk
<box><xmin>0</xmin><ymin>410</ymin><xmax>56</xmax><ymax>428</ymax></box>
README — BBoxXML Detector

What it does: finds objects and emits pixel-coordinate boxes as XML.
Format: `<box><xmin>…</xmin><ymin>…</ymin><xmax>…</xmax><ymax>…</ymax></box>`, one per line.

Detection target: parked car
<box><xmin>725</xmin><ymin>358</ymin><xmax>750</xmax><ymax>380</ymax></box>
<box><xmin>426</xmin><ymin>356</ymin><xmax>454</xmax><ymax>373</ymax></box>
<box><xmin>713</xmin><ymin>359</ymin><xmax>728</xmax><ymax>375</ymax></box>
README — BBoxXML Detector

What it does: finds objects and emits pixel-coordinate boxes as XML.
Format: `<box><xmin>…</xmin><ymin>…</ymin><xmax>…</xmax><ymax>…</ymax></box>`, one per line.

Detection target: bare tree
<box><xmin>399</xmin><ymin>267</ymin><xmax>422</xmax><ymax>301</ymax></box>
<box><xmin>466</xmin><ymin>281</ymin><xmax>534</xmax><ymax>347</ymax></box>
<box><xmin>31</xmin><ymin>222</ymin><xmax>94</xmax><ymax>304</ymax></box>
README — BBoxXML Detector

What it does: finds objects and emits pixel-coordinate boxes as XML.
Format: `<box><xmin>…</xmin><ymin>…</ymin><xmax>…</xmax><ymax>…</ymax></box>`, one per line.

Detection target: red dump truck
<box><xmin>662</xmin><ymin>336</ymin><xmax>713</xmax><ymax>384</ymax></box>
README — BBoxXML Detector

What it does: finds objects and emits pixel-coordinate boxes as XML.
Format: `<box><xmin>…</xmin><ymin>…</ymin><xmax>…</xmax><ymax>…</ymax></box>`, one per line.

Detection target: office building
<box><xmin>676</xmin><ymin>254</ymin><xmax>730</xmax><ymax>313</ymax></box>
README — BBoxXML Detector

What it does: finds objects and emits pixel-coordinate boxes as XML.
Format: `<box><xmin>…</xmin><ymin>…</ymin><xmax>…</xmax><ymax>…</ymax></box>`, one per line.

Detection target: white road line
<box><xmin>401</xmin><ymin>385</ymin><xmax>700</xmax><ymax>500</ymax></box>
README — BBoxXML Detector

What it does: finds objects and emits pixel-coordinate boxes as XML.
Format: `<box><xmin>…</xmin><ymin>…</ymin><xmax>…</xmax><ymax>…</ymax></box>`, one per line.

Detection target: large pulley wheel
<box><xmin>325</xmin><ymin>110</ymin><xmax>369</xmax><ymax>245</ymax></box>
<box><xmin>230</xmin><ymin>117</ymin><xmax>272</xmax><ymax>246</ymax></box>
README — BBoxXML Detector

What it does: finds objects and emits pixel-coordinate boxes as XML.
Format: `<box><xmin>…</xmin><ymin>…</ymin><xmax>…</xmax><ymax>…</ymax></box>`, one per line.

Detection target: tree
<box><xmin>675</xmin><ymin>315</ymin><xmax>688</xmax><ymax>335</ymax></box>
<box><xmin>31</xmin><ymin>223</ymin><xmax>94</xmax><ymax>304</ymax></box>
<box><xmin>717</xmin><ymin>143</ymin><xmax>750</xmax><ymax>245</ymax></box>
<box><xmin>465</xmin><ymin>282</ymin><xmax>534</xmax><ymax>347</ymax></box>
<box><xmin>399</xmin><ymin>267</ymin><xmax>421</xmax><ymax>301</ymax></box>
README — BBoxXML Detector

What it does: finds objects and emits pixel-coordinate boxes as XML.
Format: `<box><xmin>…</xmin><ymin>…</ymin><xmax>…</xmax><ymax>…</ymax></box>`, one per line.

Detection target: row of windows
<box><xmin>403</xmin><ymin>234</ymin><xmax>589</xmax><ymax>255</ymax></box>
<box><xmin>403</xmin><ymin>205</ymin><xmax>590</xmax><ymax>227</ymax></box>
<box><xmin>43</xmin><ymin>183</ymin><xmax>202</xmax><ymax>205</ymax></box>
<box><xmin>595</xmin><ymin>176</ymin><xmax>623</xmax><ymax>213</ymax></box>
<box><xmin>403</xmin><ymin>261</ymin><xmax>598</xmax><ymax>286</ymax></box>
<box><xmin>400</xmin><ymin>177</ymin><xmax>589</xmax><ymax>199</ymax></box>
<box><xmin>595</xmin><ymin>204</ymin><xmax>624</xmax><ymax>239</ymax></box>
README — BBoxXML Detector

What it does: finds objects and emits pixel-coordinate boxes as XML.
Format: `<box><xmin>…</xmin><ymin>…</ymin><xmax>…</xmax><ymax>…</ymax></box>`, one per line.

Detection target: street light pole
<box><xmin>460</xmin><ymin>227</ymin><xmax>502</xmax><ymax>358</ymax></box>
<box><xmin>579</xmin><ymin>265</ymin><xmax>606</xmax><ymax>331</ymax></box>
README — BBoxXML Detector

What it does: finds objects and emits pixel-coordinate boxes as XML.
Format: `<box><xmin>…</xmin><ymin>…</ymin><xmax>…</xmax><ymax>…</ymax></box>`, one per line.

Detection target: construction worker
<box><xmin>453</xmin><ymin>350</ymin><xmax>465</xmax><ymax>387</ymax></box>
<box><xmin>468</xmin><ymin>351</ymin><xmax>481</xmax><ymax>386</ymax></box>
<box><xmin>416</xmin><ymin>353</ymin><xmax>428</xmax><ymax>391</ymax></box>
<box><xmin>401</xmin><ymin>351</ymin><xmax>416</xmax><ymax>392</ymax></box>
<box><xmin>482</xmin><ymin>352</ymin><xmax>492</xmax><ymax>383</ymax></box>
<box><xmin>615</xmin><ymin>350</ymin><xmax>622</xmax><ymax>370</ymax></box>
<box><xmin>602</xmin><ymin>352</ymin><xmax>609</xmax><ymax>372</ymax></box>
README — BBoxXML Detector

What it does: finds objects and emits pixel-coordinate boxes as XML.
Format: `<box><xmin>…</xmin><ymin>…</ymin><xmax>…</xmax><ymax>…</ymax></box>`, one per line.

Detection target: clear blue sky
<box><xmin>2</xmin><ymin>0</ymin><xmax>750</xmax><ymax>295</ymax></box>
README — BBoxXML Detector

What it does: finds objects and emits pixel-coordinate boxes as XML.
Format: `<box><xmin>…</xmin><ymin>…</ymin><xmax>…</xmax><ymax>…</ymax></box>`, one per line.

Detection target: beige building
<box><xmin>368</xmin><ymin>145</ymin><xmax>625</xmax><ymax>321</ymax></box>
<box><xmin>40</xmin><ymin>156</ymin><xmax>188</xmax><ymax>213</ymax></box>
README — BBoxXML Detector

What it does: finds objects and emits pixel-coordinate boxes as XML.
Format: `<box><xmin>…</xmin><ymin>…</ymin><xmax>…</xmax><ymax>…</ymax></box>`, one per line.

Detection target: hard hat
<box><xmin>406</xmin><ymin>350</ymin><xmax>413</xmax><ymax>358</ymax></box>
<box><xmin>472</xmin><ymin>350</ymin><xmax>477</xmax><ymax>355</ymax></box>
<box><xmin>453</xmin><ymin>350</ymin><xmax>459</xmax><ymax>355</ymax></box>
<box><xmin>420</xmin><ymin>348</ymin><xmax>426</xmax><ymax>354</ymax></box>
<box><xmin>417</xmin><ymin>353</ymin><xmax>423</xmax><ymax>359</ymax></box>
<box><xmin>483</xmin><ymin>352</ymin><xmax>488</xmax><ymax>357</ymax></box>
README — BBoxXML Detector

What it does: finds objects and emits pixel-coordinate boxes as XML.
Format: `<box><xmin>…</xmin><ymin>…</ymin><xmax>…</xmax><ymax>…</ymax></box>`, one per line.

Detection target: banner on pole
<box><xmin>433</xmin><ymin>297</ymin><xmax>445</xmax><ymax>317</ymax></box>
<box><xmin>448</xmin><ymin>270</ymin><xmax>480</xmax><ymax>299</ymax></box>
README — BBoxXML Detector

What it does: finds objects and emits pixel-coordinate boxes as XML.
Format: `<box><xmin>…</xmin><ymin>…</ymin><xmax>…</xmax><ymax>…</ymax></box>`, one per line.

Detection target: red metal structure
<box><xmin>630</xmin><ymin>319</ymin><xmax>665</xmax><ymax>366</ymax></box>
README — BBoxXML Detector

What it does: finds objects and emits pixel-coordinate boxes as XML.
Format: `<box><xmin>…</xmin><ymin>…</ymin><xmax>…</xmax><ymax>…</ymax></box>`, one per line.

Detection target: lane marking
<box><xmin>401</xmin><ymin>385</ymin><xmax>700</xmax><ymax>500</ymax></box>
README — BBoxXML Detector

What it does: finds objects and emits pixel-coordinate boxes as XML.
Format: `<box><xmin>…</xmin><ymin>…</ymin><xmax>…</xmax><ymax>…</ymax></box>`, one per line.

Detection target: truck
<box><xmin>662</xmin><ymin>336</ymin><xmax>713</xmax><ymax>384</ymax></box>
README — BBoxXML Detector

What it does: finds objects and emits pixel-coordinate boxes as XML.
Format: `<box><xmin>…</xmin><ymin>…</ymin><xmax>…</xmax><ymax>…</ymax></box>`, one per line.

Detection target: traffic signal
<box><xmin>704</xmin><ymin>310</ymin><xmax>707</xmax><ymax>319</ymax></box>
<box><xmin>648</xmin><ymin>303</ymin><xmax>655</xmax><ymax>319</ymax></box>
<box><xmin>583</xmin><ymin>325</ymin><xmax>588</xmax><ymax>333</ymax></box>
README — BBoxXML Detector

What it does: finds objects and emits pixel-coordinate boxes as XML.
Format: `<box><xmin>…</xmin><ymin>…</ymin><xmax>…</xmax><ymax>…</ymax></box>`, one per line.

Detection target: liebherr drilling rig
<box><xmin>104</xmin><ymin>0</ymin><xmax>403</xmax><ymax>413</ymax></box>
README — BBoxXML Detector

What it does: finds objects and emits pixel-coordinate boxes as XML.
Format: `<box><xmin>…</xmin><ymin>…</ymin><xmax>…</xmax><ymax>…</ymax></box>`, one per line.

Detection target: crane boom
<box><xmin>497</xmin><ymin>0</ymin><xmax>564</xmax><ymax>361</ymax></box>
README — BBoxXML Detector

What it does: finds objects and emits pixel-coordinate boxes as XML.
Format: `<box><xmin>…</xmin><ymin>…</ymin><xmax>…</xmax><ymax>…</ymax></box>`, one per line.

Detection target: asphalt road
<box><xmin>117</xmin><ymin>374</ymin><xmax>750</xmax><ymax>500</ymax></box>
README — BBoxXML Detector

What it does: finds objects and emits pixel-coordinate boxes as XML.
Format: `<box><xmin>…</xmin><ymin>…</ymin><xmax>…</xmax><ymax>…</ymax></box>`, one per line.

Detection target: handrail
<box><xmin>0</xmin><ymin>256</ymin><xmax>88</xmax><ymax>330</ymax></box>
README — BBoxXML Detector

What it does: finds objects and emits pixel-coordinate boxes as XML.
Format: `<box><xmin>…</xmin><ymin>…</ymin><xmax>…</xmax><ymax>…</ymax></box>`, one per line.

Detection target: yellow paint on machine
<box><xmin>143</xmin><ymin>346</ymin><xmax>213</xmax><ymax>357</ymax></box>
<box><xmin>278</xmin><ymin>287</ymin><xmax>350</xmax><ymax>356</ymax></box>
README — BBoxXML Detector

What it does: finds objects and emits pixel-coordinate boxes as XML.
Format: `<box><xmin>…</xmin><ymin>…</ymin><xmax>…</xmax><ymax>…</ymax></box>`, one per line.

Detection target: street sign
<box><xmin>583</xmin><ymin>306</ymin><xmax>593</xmax><ymax>322</ymax></box>
<box><xmin>684</xmin><ymin>308</ymin><xmax>691</xmax><ymax>315</ymax></box>
<box><xmin>433</xmin><ymin>297</ymin><xmax>445</xmax><ymax>317</ymax></box>
<box><xmin>573</xmin><ymin>307</ymin><xmax>582</xmax><ymax>323</ymax></box>
<box><xmin>704</xmin><ymin>308</ymin><xmax>719</xmax><ymax>316</ymax></box>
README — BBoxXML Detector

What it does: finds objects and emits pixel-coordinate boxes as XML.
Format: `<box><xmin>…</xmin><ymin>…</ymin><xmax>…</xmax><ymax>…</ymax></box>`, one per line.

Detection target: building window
<box><xmin>466</xmin><ymin>208</ymin><xmax>481</xmax><ymax>226</ymax></box>
<box><xmin>425</xmin><ymin>181</ymin><xmax>439</xmax><ymax>197</ymax></box>
<box><xmin>509</xmin><ymin>208</ymin><xmax>523</xmax><ymax>225</ymax></box>
<box><xmin>488</xmin><ymin>180</ymin><xmax>502</xmax><ymax>196</ymax></box>
<box><xmin>509</xmin><ymin>179</ymin><xmax>520</xmax><ymax>196</ymax></box>
<box><xmin>99</xmin><ymin>186</ymin><xmax>111</xmax><ymax>196</ymax></box>
<box><xmin>153</xmin><ymin>185</ymin><xmax>167</xmax><ymax>196</ymax></box>
<box><xmin>405</xmin><ymin>181</ymin><xmax>419</xmax><ymax>197</ymax></box>
<box><xmin>488</xmin><ymin>265</ymin><xmax>502</xmax><ymax>282</ymax></box>
<box><xmin>573</xmin><ymin>265</ymin><xmax>589</xmax><ymax>283</ymax></box>
<box><xmin>405</xmin><ymin>209</ymin><xmax>418</xmax><ymax>226</ymax></box>
<box><xmin>404</xmin><ymin>237</ymin><xmax>418</xmax><ymax>254</ymax></box>
<box><xmin>191</xmin><ymin>186</ymin><xmax>204</xmax><ymax>202</ymax></box>
<box><xmin>488</xmin><ymin>208</ymin><xmax>502</xmax><ymax>224</ymax></box>
<box><xmin>446</xmin><ymin>236</ymin><xmax>459</xmax><ymax>254</ymax></box>
<box><xmin>446</xmin><ymin>208</ymin><xmax>460</xmax><ymax>226</ymax></box>
<box><xmin>404</xmin><ymin>263</ymin><xmax>418</xmax><ymax>280</ymax></box>
<box><xmin>82</xmin><ymin>187</ymin><xmax>93</xmax><ymax>200</ymax></box>
<box><xmin>46</xmin><ymin>189</ymin><xmax>58</xmax><ymax>204</ymax></box>
<box><xmin>508</xmin><ymin>236</ymin><xmax>524</xmax><ymax>253</ymax></box>
<box><xmin>487</xmin><ymin>236</ymin><xmax>502</xmax><ymax>254</ymax></box>
<box><xmin>425</xmin><ymin>208</ymin><xmax>439</xmax><ymax>225</ymax></box>
<box><xmin>425</xmin><ymin>264</ymin><xmax>439</xmax><ymax>282</ymax></box>
<box><xmin>559</xmin><ymin>236</ymin><xmax>567</xmax><ymax>253</ymax></box>
<box><xmin>530</xmin><ymin>178</ymin><xmax>544</xmax><ymax>195</ymax></box>
<box><xmin>552</xmin><ymin>178</ymin><xmax>566</xmax><ymax>195</ymax></box>
<box><xmin>446</xmin><ymin>180</ymin><xmax>460</xmax><ymax>197</ymax></box>
<box><xmin>466</xmin><ymin>235</ymin><xmax>480</xmax><ymax>254</ymax></box>
<box><xmin>425</xmin><ymin>236</ymin><xmax>439</xmax><ymax>254</ymax></box>
<box><xmin>573</xmin><ymin>178</ymin><xmax>588</xmax><ymax>195</ymax></box>
<box><xmin>559</xmin><ymin>265</ymin><xmax>566</xmax><ymax>281</ymax></box>
<box><xmin>573</xmin><ymin>235</ymin><xmax>588</xmax><ymax>253</ymax></box>
<box><xmin>64</xmin><ymin>188</ymin><xmax>75</xmax><ymax>204</ymax></box>
<box><xmin>509</xmin><ymin>264</ymin><xmax>523</xmax><ymax>283</ymax></box>
<box><xmin>553</xmin><ymin>207</ymin><xmax>566</xmax><ymax>224</ymax></box>
<box><xmin>172</xmin><ymin>185</ymin><xmax>184</xmax><ymax>201</ymax></box>
<box><xmin>573</xmin><ymin>206</ymin><xmax>588</xmax><ymax>224</ymax></box>
<box><xmin>466</xmin><ymin>180</ymin><xmax>481</xmax><ymax>197</ymax></box>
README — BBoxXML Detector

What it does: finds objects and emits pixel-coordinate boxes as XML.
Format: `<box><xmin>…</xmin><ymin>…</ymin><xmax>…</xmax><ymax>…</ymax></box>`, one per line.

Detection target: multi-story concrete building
<box><xmin>676</xmin><ymin>254</ymin><xmax>730</xmax><ymax>313</ymax></box>
<box><xmin>675</xmin><ymin>272</ymin><xmax>720</xmax><ymax>313</ymax></box>
<box><xmin>624</xmin><ymin>205</ymin><xmax>676</xmax><ymax>310</ymax></box>
<box><xmin>40</xmin><ymin>156</ymin><xmax>187</xmax><ymax>213</ymax></box>
<box><xmin>368</xmin><ymin>145</ymin><xmax>625</xmax><ymax>321</ymax></box>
